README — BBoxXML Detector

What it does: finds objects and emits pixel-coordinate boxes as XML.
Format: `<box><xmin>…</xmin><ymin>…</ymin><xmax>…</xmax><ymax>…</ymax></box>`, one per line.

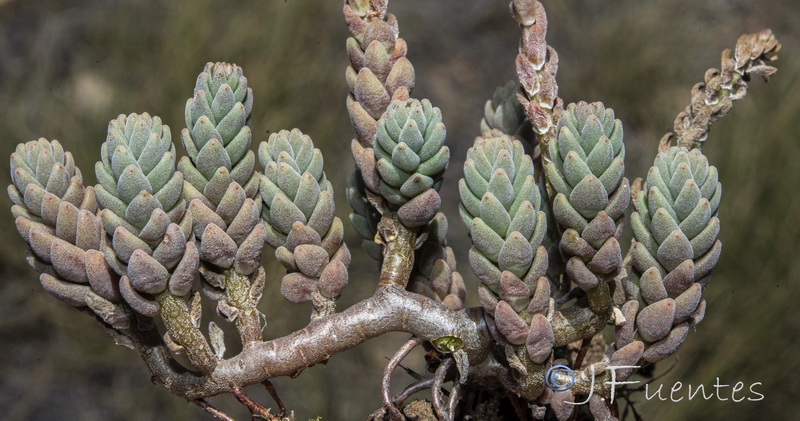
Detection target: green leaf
<box><xmin>479</xmin><ymin>192</ymin><xmax>511</xmax><ymax>236</ymax></box>
<box><xmin>585</xmin><ymin>136</ymin><xmax>613</xmax><ymax>176</ymax></box>
<box><xmin>399</xmin><ymin>173</ymin><xmax>434</xmax><ymax>198</ymax></box>
<box><xmin>217</xmin><ymin>103</ymin><xmax>247</xmax><ymax>145</ymax></box>
<box><xmin>398</xmin><ymin>119</ymin><xmax>424</xmax><ymax>152</ymax></box>
<box><xmin>563</xmin><ymin>151</ymin><xmax>592</xmax><ymax>187</ymax></box>
<box><xmin>471</xmin><ymin>217</ymin><xmax>504</xmax><ymax>263</ymax></box>
<box><xmin>459</xmin><ymin>179</ymin><xmax>481</xmax><ymax>218</ymax></box>
<box><xmin>196</xmin><ymin>139</ymin><xmax>232</xmax><ymax>179</ymax></box>
<box><xmin>569</xmin><ymin>174</ymin><xmax>608</xmax><ymax>218</ymax></box>
<box><xmin>416</xmin><ymin>146</ymin><xmax>449</xmax><ymax>176</ymax></box>
<box><xmin>418</xmin><ymin>122</ymin><xmax>446</xmax><ymax>162</ymax></box>
<box><xmin>487</xmin><ymin>168</ymin><xmax>514</xmax><ymax>209</ymax></box>
<box><xmin>117</xmin><ymin>165</ymin><xmax>152</xmax><ymax>203</ymax></box>
<box><xmin>391</xmin><ymin>142</ymin><xmax>420</xmax><ymax>173</ymax></box>
<box><xmin>211</xmin><ymin>83</ymin><xmax>236</xmax><ymax>123</ymax></box>
<box><xmin>498</xmin><ymin>231</ymin><xmax>533</xmax><ymax>278</ymax></box>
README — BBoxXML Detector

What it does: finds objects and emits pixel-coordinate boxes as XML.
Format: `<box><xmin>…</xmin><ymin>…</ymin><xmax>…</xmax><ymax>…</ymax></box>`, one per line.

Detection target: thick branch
<box><xmin>137</xmin><ymin>287</ymin><xmax>486</xmax><ymax>399</ymax></box>
<box><xmin>136</xmin><ymin>286</ymin><xmax>603</xmax><ymax>401</ymax></box>
<box><xmin>377</xmin><ymin>215</ymin><xmax>417</xmax><ymax>288</ymax></box>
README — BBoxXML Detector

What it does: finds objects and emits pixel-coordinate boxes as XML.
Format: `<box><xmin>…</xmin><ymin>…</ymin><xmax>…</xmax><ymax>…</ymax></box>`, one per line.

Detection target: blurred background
<box><xmin>0</xmin><ymin>0</ymin><xmax>797</xmax><ymax>420</ymax></box>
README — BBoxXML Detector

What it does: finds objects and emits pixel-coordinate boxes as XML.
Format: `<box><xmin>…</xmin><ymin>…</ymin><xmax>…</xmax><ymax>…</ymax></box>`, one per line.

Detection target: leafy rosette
<box><xmin>374</xmin><ymin>99</ymin><xmax>449</xmax><ymax>227</ymax></box>
<box><xmin>95</xmin><ymin>113</ymin><xmax>187</xmax><ymax>244</ymax></box>
<box><xmin>92</xmin><ymin>113</ymin><xmax>200</xmax><ymax>313</ymax></box>
<box><xmin>545</xmin><ymin>102</ymin><xmax>630</xmax><ymax>308</ymax></box>
<box><xmin>91</xmin><ymin>113</ymin><xmax>215</xmax><ymax>371</ymax></box>
<box><xmin>179</xmin><ymin>62</ymin><xmax>258</xmax><ymax>207</ymax></box>
<box><xmin>259</xmin><ymin>129</ymin><xmax>350</xmax><ymax>303</ymax></box>
<box><xmin>169</xmin><ymin>63</ymin><xmax>268</xmax><ymax>318</ymax></box>
<box><xmin>621</xmin><ymin>146</ymin><xmax>720</xmax><ymax>362</ymax></box>
<box><xmin>9</xmin><ymin>138</ymin><xmax>94</xmax><ymax>223</ymax></box>
<box><xmin>459</xmin><ymin>134</ymin><xmax>553</xmax><ymax>363</ymax></box>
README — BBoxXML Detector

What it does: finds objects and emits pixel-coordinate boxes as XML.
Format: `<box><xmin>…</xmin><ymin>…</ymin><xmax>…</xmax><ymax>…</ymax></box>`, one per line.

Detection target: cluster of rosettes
<box><xmin>259</xmin><ymin>129</ymin><xmax>350</xmax><ymax>303</ymax></box>
<box><xmin>545</xmin><ymin>102</ymin><xmax>629</xmax><ymax>303</ymax></box>
<box><xmin>621</xmin><ymin>146</ymin><xmax>720</xmax><ymax>362</ymax></box>
<box><xmin>459</xmin><ymin>135</ymin><xmax>553</xmax><ymax>363</ymax></box>
<box><xmin>8</xmin><ymin>62</ymin><xmax>272</xmax><ymax>374</ymax></box>
<box><xmin>8</xmin><ymin>139</ymin><xmax>127</xmax><ymax>326</ymax></box>
<box><xmin>373</xmin><ymin>99</ymin><xmax>449</xmax><ymax>227</ymax></box>
<box><xmin>180</xmin><ymin>62</ymin><xmax>258</xmax><ymax>204</ymax></box>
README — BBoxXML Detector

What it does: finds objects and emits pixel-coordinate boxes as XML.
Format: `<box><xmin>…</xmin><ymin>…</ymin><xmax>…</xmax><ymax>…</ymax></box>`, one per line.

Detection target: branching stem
<box><xmin>225</xmin><ymin>269</ymin><xmax>263</xmax><ymax>345</ymax></box>
<box><xmin>156</xmin><ymin>292</ymin><xmax>216</xmax><ymax>374</ymax></box>
<box><xmin>136</xmin><ymin>284</ymin><xmax>605</xmax><ymax>402</ymax></box>
<box><xmin>193</xmin><ymin>399</ymin><xmax>235</xmax><ymax>421</ymax></box>
<box><xmin>262</xmin><ymin>380</ymin><xmax>286</xmax><ymax>415</ymax></box>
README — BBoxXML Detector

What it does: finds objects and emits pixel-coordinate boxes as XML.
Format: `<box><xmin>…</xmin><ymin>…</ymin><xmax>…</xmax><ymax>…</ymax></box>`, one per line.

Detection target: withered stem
<box><xmin>382</xmin><ymin>337</ymin><xmax>424</xmax><ymax>420</ymax></box>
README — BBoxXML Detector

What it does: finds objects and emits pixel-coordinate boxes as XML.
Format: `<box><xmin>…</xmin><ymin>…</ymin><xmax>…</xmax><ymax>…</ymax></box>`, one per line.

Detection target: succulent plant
<box><xmin>373</xmin><ymin>99</ymin><xmax>449</xmax><ymax>227</ymax></box>
<box><xmin>459</xmin><ymin>134</ymin><xmax>552</xmax><ymax>362</ymax></box>
<box><xmin>94</xmin><ymin>113</ymin><xmax>190</xmax><ymax>266</ymax></box>
<box><xmin>172</xmin><ymin>64</ymin><xmax>268</xmax><ymax>352</ymax></box>
<box><xmin>259</xmin><ymin>129</ymin><xmax>350</xmax><ymax>309</ymax></box>
<box><xmin>632</xmin><ymin>147</ymin><xmax>721</xmax><ymax>286</ymax></box>
<box><xmin>179</xmin><ymin>62</ymin><xmax>258</xmax><ymax>206</ymax></box>
<box><xmin>344</xmin><ymin>3</ymin><xmax>415</xmax><ymax>148</ymax></box>
<box><xmin>342</xmin><ymin>4</ymin><xmax>461</xmax><ymax>313</ymax></box>
<box><xmin>95</xmin><ymin>113</ymin><xmax>187</xmax><ymax>242</ymax></box>
<box><xmin>4</xmin><ymin>1</ymin><xmax>781</xmax><ymax>419</ymax></box>
<box><xmin>8</xmin><ymin>139</ymin><xmax>121</xmax><ymax>323</ymax></box>
<box><xmin>343</xmin><ymin>1</ymin><xmax>417</xmax><ymax>227</ymax></box>
<box><xmin>622</xmin><ymin>146</ymin><xmax>720</xmax><ymax>362</ymax></box>
<box><xmin>9</xmin><ymin>138</ymin><xmax>93</xmax><ymax>222</ymax></box>
<box><xmin>544</xmin><ymin>101</ymin><xmax>630</xmax><ymax>313</ymax></box>
<box><xmin>94</xmin><ymin>113</ymin><xmax>215</xmax><ymax>371</ymax></box>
